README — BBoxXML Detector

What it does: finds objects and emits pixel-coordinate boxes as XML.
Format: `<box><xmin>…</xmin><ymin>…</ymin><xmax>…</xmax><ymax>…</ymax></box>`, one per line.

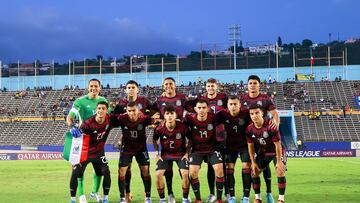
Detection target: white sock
<box><xmin>278</xmin><ymin>195</ymin><xmax>285</xmax><ymax>201</ymax></box>
<box><xmin>71</xmin><ymin>197</ymin><xmax>76</xmax><ymax>201</ymax></box>
<box><xmin>255</xmin><ymin>193</ymin><xmax>261</xmax><ymax>200</ymax></box>
<box><xmin>103</xmin><ymin>195</ymin><xmax>108</xmax><ymax>200</ymax></box>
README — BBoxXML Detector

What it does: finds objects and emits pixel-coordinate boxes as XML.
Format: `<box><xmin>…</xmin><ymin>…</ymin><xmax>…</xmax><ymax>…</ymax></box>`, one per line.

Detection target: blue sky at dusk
<box><xmin>0</xmin><ymin>0</ymin><xmax>359</xmax><ymax>62</ymax></box>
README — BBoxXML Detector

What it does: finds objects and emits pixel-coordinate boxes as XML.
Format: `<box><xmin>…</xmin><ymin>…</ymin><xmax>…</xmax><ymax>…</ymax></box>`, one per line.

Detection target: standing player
<box><xmin>69</xmin><ymin>101</ymin><xmax>112</xmax><ymax>203</ymax></box>
<box><xmin>152</xmin><ymin>77</ymin><xmax>192</xmax><ymax>203</ymax></box>
<box><xmin>241</xmin><ymin>75</ymin><xmax>280</xmax><ymax>203</ymax></box>
<box><xmin>113</xmin><ymin>102</ymin><xmax>153</xmax><ymax>203</ymax></box>
<box><xmin>246</xmin><ymin>104</ymin><xmax>286</xmax><ymax>203</ymax></box>
<box><xmin>216</xmin><ymin>96</ymin><xmax>251</xmax><ymax>203</ymax></box>
<box><xmin>186</xmin><ymin>99</ymin><xmax>225</xmax><ymax>203</ymax></box>
<box><xmin>114</xmin><ymin>80</ymin><xmax>152</xmax><ymax>202</ymax></box>
<box><xmin>153</xmin><ymin>105</ymin><xmax>191</xmax><ymax>203</ymax></box>
<box><xmin>67</xmin><ymin>78</ymin><xmax>108</xmax><ymax>203</ymax></box>
<box><xmin>198</xmin><ymin>78</ymin><xmax>227</xmax><ymax>203</ymax></box>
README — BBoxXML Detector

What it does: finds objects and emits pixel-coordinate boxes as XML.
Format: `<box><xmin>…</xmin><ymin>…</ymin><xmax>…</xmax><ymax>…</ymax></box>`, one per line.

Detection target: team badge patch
<box><xmin>207</xmin><ymin>124</ymin><xmax>213</xmax><ymax>131</ymax></box>
<box><xmin>176</xmin><ymin>133</ymin><xmax>182</xmax><ymax>139</ymax></box>
<box><xmin>138</xmin><ymin>103</ymin><xmax>143</xmax><ymax>110</ymax></box>
<box><xmin>238</xmin><ymin>118</ymin><xmax>245</xmax><ymax>126</ymax></box>
<box><xmin>176</xmin><ymin>100</ymin><xmax>182</xmax><ymax>106</ymax></box>
<box><xmin>137</xmin><ymin>124</ymin><xmax>144</xmax><ymax>131</ymax></box>
<box><xmin>217</xmin><ymin>100</ymin><xmax>223</xmax><ymax>106</ymax></box>
<box><xmin>257</xmin><ymin>101</ymin><xmax>263</xmax><ymax>106</ymax></box>
<box><xmin>263</xmin><ymin>131</ymin><xmax>269</xmax><ymax>138</ymax></box>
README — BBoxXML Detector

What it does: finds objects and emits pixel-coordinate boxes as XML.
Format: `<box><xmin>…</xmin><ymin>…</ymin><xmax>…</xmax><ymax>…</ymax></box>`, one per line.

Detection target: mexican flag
<box><xmin>63</xmin><ymin>131</ymin><xmax>90</xmax><ymax>165</ymax></box>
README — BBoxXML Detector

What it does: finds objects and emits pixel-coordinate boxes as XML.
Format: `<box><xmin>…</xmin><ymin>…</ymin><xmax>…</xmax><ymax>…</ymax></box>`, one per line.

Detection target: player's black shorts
<box><xmin>189</xmin><ymin>151</ymin><xmax>223</xmax><ymax>166</ymax></box>
<box><xmin>74</xmin><ymin>155</ymin><xmax>109</xmax><ymax>176</ymax></box>
<box><xmin>119</xmin><ymin>151</ymin><xmax>150</xmax><ymax>167</ymax></box>
<box><xmin>225</xmin><ymin>149</ymin><xmax>250</xmax><ymax>164</ymax></box>
<box><xmin>255</xmin><ymin>153</ymin><xmax>287</xmax><ymax>170</ymax></box>
<box><xmin>156</xmin><ymin>158</ymin><xmax>189</xmax><ymax>171</ymax></box>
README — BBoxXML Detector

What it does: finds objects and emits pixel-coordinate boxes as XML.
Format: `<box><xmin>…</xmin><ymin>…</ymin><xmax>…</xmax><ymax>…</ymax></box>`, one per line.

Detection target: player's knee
<box><xmin>156</xmin><ymin>170</ymin><xmax>165</xmax><ymax>179</ymax></box>
<box><xmin>180</xmin><ymin>170</ymin><xmax>189</xmax><ymax>178</ymax></box>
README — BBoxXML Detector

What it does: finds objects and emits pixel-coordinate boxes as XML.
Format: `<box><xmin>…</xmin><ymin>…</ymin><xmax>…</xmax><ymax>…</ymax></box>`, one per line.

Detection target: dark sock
<box><xmin>143</xmin><ymin>175</ymin><xmax>151</xmax><ymax>198</ymax></box>
<box><xmin>278</xmin><ymin>177</ymin><xmax>286</xmax><ymax>195</ymax></box>
<box><xmin>252</xmin><ymin>176</ymin><xmax>261</xmax><ymax>194</ymax></box>
<box><xmin>263</xmin><ymin>166</ymin><xmax>272</xmax><ymax>193</ymax></box>
<box><xmin>102</xmin><ymin>168</ymin><xmax>111</xmax><ymax>196</ymax></box>
<box><xmin>118</xmin><ymin>175</ymin><xmax>126</xmax><ymax>198</ymax></box>
<box><xmin>207</xmin><ymin>164</ymin><xmax>215</xmax><ymax>195</ymax></box>
<box><xmin>216</xmin><ymin>176</ymin><xmax>225</xmax><ymax>200</ymax></box>
<box><xmin>242</xmin><ymin>168</ymin><xmax>252</xmax><ymax>197</ymax></box>
<box><xmin>190</xmin><ymin>177</ymin><xmax>201</xmax><ymax>200</ymax></box>
<box><xmin>165</xmin><ymin>167</ymin><xmax>174</xmax><ymax>195</ymax></box>
<box><xmin>182</xmin><ymin>187</ymin><xmax>189</xmax><ymax>199</ymax></box>
<box><xmin>157</xmin><ymin>187</ymin><xmax>165</xmax><ymax>199</ymax></box>
<box><xmin>226</xmin><ymin>168</ymin><xmax>235</xmax><ymax>197</ymax></box>
<box><xmin>125</xmin><ymin>169</ymin><xmax>132</xmax><ymax>193</ymax></box>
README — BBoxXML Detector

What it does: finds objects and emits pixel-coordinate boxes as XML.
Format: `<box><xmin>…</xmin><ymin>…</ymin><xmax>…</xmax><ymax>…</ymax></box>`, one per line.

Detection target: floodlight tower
<box><xmin>229</xmin><ymin>24</ymin><xmax>241</xmax><ymax>69</ymax></box>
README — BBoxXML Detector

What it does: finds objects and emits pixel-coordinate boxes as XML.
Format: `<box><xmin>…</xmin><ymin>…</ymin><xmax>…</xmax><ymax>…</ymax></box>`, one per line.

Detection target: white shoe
<box><xmin>168</xmin><ymin>194</ymin><xmax>175</xmax><ymax>203</ymax></box>
<box><xmin>160</xmin><ymin>198</ymin><xmax>167</xmax><ymax>203</ymax></box>
<box><xmin>119</xmin><ymin>197</ymin><xmax>127</xmax><ymax>203</ymax></box>
<box><xmin>90</xmin><ymin>192</ymin><xmax>103</xmax><ymax>203</ymax></box>
<box><xmin>206</xmin><ymin>194</ymin><xmax>216</xmax><ymax>203</ymax></box>
<box><xmin>79</xmin><ymin>195</ymin><xmax>88</xmax><ymax>203</ymax></box>
<box><xmin>145</xmin><ymin>197</ymin><xmax>152</xmax><ymax>203</ymax></box>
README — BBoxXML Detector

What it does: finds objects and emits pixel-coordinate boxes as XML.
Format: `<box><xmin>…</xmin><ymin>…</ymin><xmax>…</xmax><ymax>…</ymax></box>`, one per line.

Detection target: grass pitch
<box><xmin>0</xmin><ymin>157</ymin><xmax>359</xmax><ymax>203</ymax></box>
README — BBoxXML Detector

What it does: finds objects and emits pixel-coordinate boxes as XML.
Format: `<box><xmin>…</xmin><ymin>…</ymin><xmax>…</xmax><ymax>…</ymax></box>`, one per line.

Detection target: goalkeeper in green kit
<box><xmin>66</xmin><ymin>78</ymin><xmax>109</xmax><ymax>203</ymax></box>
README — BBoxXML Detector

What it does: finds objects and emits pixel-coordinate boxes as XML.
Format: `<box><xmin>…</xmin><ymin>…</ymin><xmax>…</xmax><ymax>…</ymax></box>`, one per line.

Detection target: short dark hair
<box><xmin>206</xmin><ymin>78</ymin><xmax>217</xmax><ymax>84</ymax></box>
<box><xmin>127</xmin><ymin>101</ymin><xmax>138</xmax><ymax>108</ymax></box>
<box><xmin>196</xmin><ymin>98</ymin><xmax>209</xmax><ymax>106</ymax></box>
<box><xmin>248</xmin><ymin>75</ymin><xmax>260</xmax><ymax>83</ymax></box>
<box><xmin>164</xmin><ymin>105</ymin><xmax>176</xmax><ymax>113</ymax></box>
<box><xmin>163</xmin><ymin>77</ymin><xmax>176</xmax><ymax>83</ymax></box>
<box><xmin>97</xmin><ymin>101</ymin><xmax>108</xmax><ymax>109</ymax></box>
<box><xmin>126</xmin><ymin>80</ymin><xmax>139</xmax><ymax>87</ymax></box>
<box><xmin>89</xmin><ymin>78</ymin><xmax>101</xmax><ymax>86</ymax></box>
<box><xmin>228</xmin><ymin>95</ymin><xmax>240</xmax><ymax>101</ymax></box>
<box><xmin>249</xmin><ymin>103</ymin><xmax>263</xmax><ymax>111</ymax></box>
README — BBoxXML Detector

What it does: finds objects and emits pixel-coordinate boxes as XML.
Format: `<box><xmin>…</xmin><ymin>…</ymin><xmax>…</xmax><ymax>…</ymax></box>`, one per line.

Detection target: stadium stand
<box><xmin>0</xmin><ymin>81</ymin><xmax>359</xmax><ymax>147</ymax></box>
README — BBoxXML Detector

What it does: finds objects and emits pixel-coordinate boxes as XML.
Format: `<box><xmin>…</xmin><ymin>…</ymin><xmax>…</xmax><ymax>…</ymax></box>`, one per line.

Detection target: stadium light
<box><xmin>228</xmin><ymin>24</ymin><xmax>240</xmax><ymax>70</ymax></box>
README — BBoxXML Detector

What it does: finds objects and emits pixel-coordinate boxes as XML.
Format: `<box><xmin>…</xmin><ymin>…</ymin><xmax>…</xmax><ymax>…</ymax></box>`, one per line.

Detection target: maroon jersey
<box><xmin>113</xmin><ymin>114</ymin><xmax>152</xmax><ymax>155</ymax></box>
<box><xmin>240</xmin><ymin>93</ymin><xmax>276</xmax><ymax>116</ymax></box>
<box><xmin>217</xmin><ymin>109</ymin><xmax>250</xmax><ymax>151</ymax></box>
<box><xmin>80</xmin><ymin>114</ymin><xmax>113</xmax><ymax>159</ymax></box>
<box><xmin>199</xmin><ymin>93</ymin><xmax>227</xmax><ymax>114</ymax></box>
<box><xmin>153</xmin><ymin>121</ymin><xmax>189</xmax><ymax>159</ymax></box>
<box><xmin>115</xmin><ymin>96</ymin><xmax>151</xmax><ymax>114</ymax></box>
<box><xmin>246</xmin><ymin>120</ymin><xmax>280</xmax><ymax>156</ymax></box>
<box><xmin>153</xmin><ymin>93</ymin><xmax>190</xmax><ymax>119</ymax></box>
<box><xmin>185</xmin><ymin>113</ymin><xmax>219</xmax><ymax>154</ymax></box>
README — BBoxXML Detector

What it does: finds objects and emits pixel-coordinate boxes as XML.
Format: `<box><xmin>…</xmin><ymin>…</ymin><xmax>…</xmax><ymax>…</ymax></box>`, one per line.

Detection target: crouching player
<box><xmin>153</xmin><ymin>105</ymin><xmax>191</xmax><ymax>203</ymax></box>
<box><xmin>69</xmin><ymin>101</ymin><xmax>112</xmax><ymax>203</ymax></box>
<box><xmin>246</xmin><ymin>104</ymin><xmax>286</xmax><ymax>203</ymax></box>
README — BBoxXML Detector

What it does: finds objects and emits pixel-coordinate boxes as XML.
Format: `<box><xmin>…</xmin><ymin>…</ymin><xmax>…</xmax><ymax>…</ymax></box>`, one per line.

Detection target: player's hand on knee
<box><xmin>181</xmin><ymin>153</ymin><xmax>189</xmax><ymax>161</ymax></box>
<box><xmin>275</xmin><ymin>162</ymin><xmax>285</xmax><ymax>176</ymax></box>
<box><xmin>70</xmin><ymin>126</ymin><xmax>82</xmax><ymax>138</ymax></box>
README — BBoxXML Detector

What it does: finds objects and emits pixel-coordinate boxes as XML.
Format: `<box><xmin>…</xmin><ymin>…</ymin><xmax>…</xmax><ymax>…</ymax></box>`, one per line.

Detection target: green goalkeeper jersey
<box><xmin>68</xmin><ymin>94</ymin><xmax>109</xmax><ymax>124</ymax></box>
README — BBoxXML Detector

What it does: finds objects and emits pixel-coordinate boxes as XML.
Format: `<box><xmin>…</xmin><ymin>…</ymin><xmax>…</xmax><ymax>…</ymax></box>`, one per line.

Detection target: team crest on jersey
<box><xmin>176</xmin><ymin>133</ymin><xmax>182</xmax><ymax>139</ymax></box>
<box><xmin>138</xmin><ymin>103</ymin><xmax>143</xmax><ymax>110</ymax></box>
<box><xmin>238</xmin><ymin>118</ymin><xmax>245</xmax><ymax>126</ymax></box>
<box><xmin>207</xmin><ymin>124</ymin><xmax>213</xmax><ymax>131</ymax></box>
<box><xmin>263</xmin><ymin>131</ymin><xmax>269</xmax><ymax>138</ymax></box>
<box><xmin>226</xmin><ymin>120</ymin><xmax>230</xmax><ymax>123</ymax></box>
<box><xmin>257</xmin><ymin>101</ymin><xmax>263</xmax><ymax>106</ymax></box>
<box><xmin>217</xmin><ymin>100</ymin><xmax>223</xmax><ymax>106</ymax></box>
<box><xmin>176</xmin><ymin>100</ymin><xmax>182</xmax><ymax>106</ymax></box>
<box><xmin>137</xmin><ymin>124</ymin><xmax>143</xmax><ymax>131</ymax></box>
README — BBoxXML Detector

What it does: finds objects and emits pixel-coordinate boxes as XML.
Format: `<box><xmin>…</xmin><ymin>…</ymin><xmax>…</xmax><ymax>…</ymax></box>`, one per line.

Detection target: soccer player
<box><xmin>241</xmin><ymin>75</ymin><xmax>280</xmax><ymax>203</ymax></box>
<box><xmin>69</xmin><ymin>101</ymin><xmax>113</xmax><ymax>203</ymax></box>
<box><xmin>152</xmin><ymin>77</ymin><xmax>192</xmax><ymax>203</ymax></box>
<box><xmin>216</xmin><ymin>95</ymin><xmax>251</xmax><ymax>203</ymax></box>
<box><xmin>198</xmin><ymin>78</ymin><xmax>227</xmax><ymax>203</ymax></box>
<box><xmin>67</xmin><ymin>78</ymin><xmax>108</xmax><ymax>203</ymax></box>
<box><xmin>153</xmin><ymin>105</ymin><xmax>191</xmax><ymax>203</ymax></box>
<box><xmin>186</xmin><ymin>99</ymin><xmax>225</xmax><ymax>203</ymax></box>
<box><xmin>246</xmin><ymin>104</ymin><xmax>286</xmax><ymax>203</ymax></box>
<box><xmin>114</xmin><ymin>80</ymin><xmax>152</xmax><ymax>202</ymax></box>
<box><xmin>113</xmin><ymin>102</ymin><xmax>153</xmax><ymax>203</ymax></box>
